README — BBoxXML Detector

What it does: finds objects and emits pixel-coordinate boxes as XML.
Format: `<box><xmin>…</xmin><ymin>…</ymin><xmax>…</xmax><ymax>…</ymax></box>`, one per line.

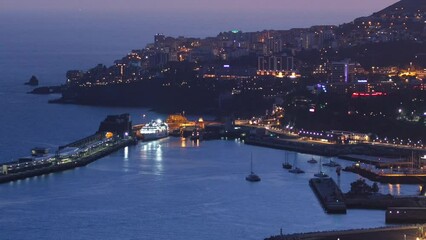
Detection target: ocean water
<box><xmin>0</xmin><ymin>14</ymin><xmax>421</xmax><ymax>240</ymax></box>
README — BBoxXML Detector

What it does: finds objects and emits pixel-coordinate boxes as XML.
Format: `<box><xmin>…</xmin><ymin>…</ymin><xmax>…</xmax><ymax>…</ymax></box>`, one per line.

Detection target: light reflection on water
<box><xmin>124</xmin><ymin>146</ymin><xmax>129</xmax><ymax>160</ymax></box>
<box><xmin>388</xmin><ymin>184</ymin><xmax>407</xmax><ymax>196</ymax></box>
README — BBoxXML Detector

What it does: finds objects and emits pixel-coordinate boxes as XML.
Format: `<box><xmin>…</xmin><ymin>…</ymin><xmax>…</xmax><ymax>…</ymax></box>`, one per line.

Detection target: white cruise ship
<box><xmin>139</xmin><ymin>120</ymin><xmax>169</xmax><ymax>141</ymax></box>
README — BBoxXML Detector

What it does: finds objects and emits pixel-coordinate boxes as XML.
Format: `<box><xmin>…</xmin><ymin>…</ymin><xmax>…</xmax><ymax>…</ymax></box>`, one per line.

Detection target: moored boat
<box><xmin>282</xmin><ymin>151</ymin><xmax>292</xmax><ymax>169</ymax></box>
<box><xmin>323</xmin><ymin>159</ymin><xmax>341</xmax><ymax>167</ymax></box>
<box><xmin>139</xmin><ymin>119</ymin><xmax>169</xmax><ymax>141</ymax></box>
<box><xmin>308</xmin><ymin>157</ymin><xmax>318</xmax><ymax>164</ymax></box>
<box><xmin>246</xmin><ymin>154</ymin><xmax>261</xmax><ymax>182</ymax></box>
<box><xmin>289</xmin><ymin>167</ymin><xmax>305</xmax><ymax>174</ymax></box>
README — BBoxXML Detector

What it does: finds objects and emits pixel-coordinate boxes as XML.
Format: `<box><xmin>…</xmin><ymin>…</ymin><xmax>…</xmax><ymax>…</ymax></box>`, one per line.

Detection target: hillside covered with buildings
<box><xmin>53</xmin><ymin>0</ymin><xmax>426</xmax><ymax>140</ymax></box>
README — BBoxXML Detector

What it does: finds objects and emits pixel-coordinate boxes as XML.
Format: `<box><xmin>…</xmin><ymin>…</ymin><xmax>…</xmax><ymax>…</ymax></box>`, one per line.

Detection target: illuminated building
<box><xmin>154</xmin><ymin>33</ymin><xmax>166</xmax><ymax>47</ymax></box>
<box><xmin>331</xmin><ymin>60</ymin><xmax>355</xmax><ymax>83</ymax></box>
<box><xmin>66</xmin><ymin>70</ymin><xmax>84</xmax><ymax>85</ymax></box>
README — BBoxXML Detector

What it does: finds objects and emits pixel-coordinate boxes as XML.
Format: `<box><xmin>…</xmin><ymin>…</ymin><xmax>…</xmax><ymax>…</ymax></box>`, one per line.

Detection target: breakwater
<box><xmin>339</xmin><ymin>154</ymin><xmax>410</xmax><ymax>168</ymax></box>
<box><xmin>344</xmin><ymin>165</ymin><xmax>426</xmax><ymax>184</ymax></box>
<box><xmin>0</xmin><ymin>114</ymin><xmax>135</xmax><ymax>184</ymax></box>
<box><xmin>0</xmin><ymin>138</ymin><xmax>133</xmax><ymax>184</ymax></box>
<box><xmin>265</xmin><ymin>225</ymin><xmax>425</xmax><ymax>240</ymax></box>
<box><xmin>244</xmin><ymin>136</ymin><xmax>426</xmax><ymax>158</ymax></box>
<box><xmin>345</xmin><ymin>194</ymin><xmax>426</xmax><ymax>210</ymax></box>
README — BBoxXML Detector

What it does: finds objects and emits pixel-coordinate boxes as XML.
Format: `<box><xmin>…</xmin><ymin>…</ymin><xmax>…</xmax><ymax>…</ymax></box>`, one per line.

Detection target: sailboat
<box><xmin>322</xmin><ymin>158</ymin><xmax>341</xmax><ymax>167</ymax></box>
<box><xmin>314</xmin><ymin>157</ymin><xmax>329</xmax><ymax>178</ymax></box>
<box><xmin>246</xmin><ymin>154</ymin><xmax>261</xmax><ymax>182</ymax></box>
<box><xmin>307</xmin><ymin>156</ymin><xmax>318</xmax><ymax>164</ymax></box>
<box><xmin>289</xmin><ymin>153</ymin><xmax>305</xmax><ymax>174</ymax></box>
<box><xmin>282</xmin><ymin>151</ymin><xmax>292</xmax><ymax>169</ymax></box>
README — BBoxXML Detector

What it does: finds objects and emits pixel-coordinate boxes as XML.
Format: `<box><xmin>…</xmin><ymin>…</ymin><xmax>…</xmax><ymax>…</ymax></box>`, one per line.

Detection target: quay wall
<box><xmin>0</xmin><ymin>138</ymin><xmax>134</xmax><ymax>184</ymax></box>
<box><xmin>265</xmin><ymin>225</ymin><xmax>424</xmax><ymax>240</ymax></box>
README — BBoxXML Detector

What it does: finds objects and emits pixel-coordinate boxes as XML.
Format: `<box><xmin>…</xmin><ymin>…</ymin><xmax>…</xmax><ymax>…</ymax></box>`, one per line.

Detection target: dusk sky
<box><xmin>3</xmin><ymin>0</ymin><xmax>397</xmax><ymax>16</ymax></box>
<box><xmin>2</xmin><ymin>0</ymin><xmax>399</xmax><ymax>37</ymax></box>
<box><xmin>1</xmin><ymin>0</ymin><xmax>400</xmax><ymax>56</ymax></box>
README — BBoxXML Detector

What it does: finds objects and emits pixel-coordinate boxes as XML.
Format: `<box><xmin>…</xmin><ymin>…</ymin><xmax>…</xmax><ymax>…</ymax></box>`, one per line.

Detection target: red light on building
<box><xmin>352</xmin><ymin>92</ymin><xmax>387</xmax><ymax>98</ymax></box>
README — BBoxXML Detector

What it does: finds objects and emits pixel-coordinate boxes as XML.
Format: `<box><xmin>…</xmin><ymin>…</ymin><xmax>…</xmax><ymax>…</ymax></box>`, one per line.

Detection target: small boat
<box><xmin>289</xmin><ymin>167</ymin><xmax>305</xmax><ymax>174</ymax></box>
<box><xmin>307</xmin><ymin>157</ymin><xmax>318</xmax><ymax>164</ymax></box>
<box><xmin>246</xmin><ymin>172</ymin><xmax>261</xmax><ymax>182</ymax></box>
<box><xmin>282</xmin><ymin>163</ymin><xmax>292</xmax><ymax>169</ymax></box>
<box><xmin>314</xmin><ymin>157</ymin><xmax>329</xmax><ymax>178</ymax></box>
<box><xmin>289</xmin><ymin>153</ymin><xmax>304</xmax><ymax>174</ymax></box>
<box><xmin>282</xmin><ymin>151</ymin><xmax>292</xmax><ymax>169</ymax></box>
<box><xmin>314</xmin><ymin>171</ymin><xmax>329</xmax><ymax>178</ymax></box>
<box><xmin>323</xmin><ymin>159</ymin><xmax>341</xmax><ymax>167</ymax></box>
<box><xmin>246</xmin><ymin>154</ymin><xmax>261</xmax><ymax>182</ymax></box>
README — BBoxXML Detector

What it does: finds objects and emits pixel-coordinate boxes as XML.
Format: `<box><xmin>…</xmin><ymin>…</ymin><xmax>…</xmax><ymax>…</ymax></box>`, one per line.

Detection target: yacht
<box><xmin>288</xmin><ymin>153</ymin><xmax>304</xmax><ymax>174</ymax></box>
<box><xmin>282</xmin><ymin>152</ymin><xmax>292</xmax><ymax>169</ymax></box>
<box><xmin>289</xmin><ymin>167</ymin><xmax>305</xmax><ymax>174</ymax></box>
<box><xmin>323</xmin><ymin>159</ymin><xmax>341</xmax><ymax>167</ymax></box>
<box><xmin>314</xmin><ymin>157</ymin><xmax>329</xmax><ymax>178</ymax></box>
<box><xmin>246</xmin><ymin>154</ymin><xmax>261</xmax><ymax>182</ymax></box>
<box><xmin>314</xmin><ymin>171</ymin><xmax>329</xmax><ymax>178</ymax></box>
<box><xmin>307</xmin><ymin>157</ymin><xmax>318</xmax><ymax>164</ymax></box>
<box><xmin>246</xmin><ymin>172</ymin><xmax>261</xmax><ymax>182</ymax></box>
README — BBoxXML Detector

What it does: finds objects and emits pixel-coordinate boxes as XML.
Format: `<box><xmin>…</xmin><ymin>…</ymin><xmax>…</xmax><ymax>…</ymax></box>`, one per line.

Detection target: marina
<box><xmin>0</xmin><ymin>108</ymin><xmax>408</xmax><ymax>240</ymax></box>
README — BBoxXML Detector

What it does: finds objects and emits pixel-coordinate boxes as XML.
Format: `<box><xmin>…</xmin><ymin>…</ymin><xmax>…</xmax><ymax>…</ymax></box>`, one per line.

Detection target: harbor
<box><xmin>0</xmin><ymin>115</ymin><xmax>422</xmax><ymax>239</ymax></box>
<box><xmin>0</xmin><ymin>110</ymin><xmax>425</xmax><ymax>239</ymax></box>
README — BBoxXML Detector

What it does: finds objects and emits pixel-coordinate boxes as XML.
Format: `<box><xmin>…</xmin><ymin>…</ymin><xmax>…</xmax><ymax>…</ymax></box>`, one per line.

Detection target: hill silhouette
<box><xmin>374</xmin><ymin>0</ymin><xmax>426</xmax><ymax>16</ymax></box>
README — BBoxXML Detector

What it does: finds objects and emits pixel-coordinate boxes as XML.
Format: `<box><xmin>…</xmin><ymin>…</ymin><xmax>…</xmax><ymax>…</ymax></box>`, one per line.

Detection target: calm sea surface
<box><xmin>0</xmin><ymin>17</ymin><xmax>421</xmax><ymax>240</ymax></box>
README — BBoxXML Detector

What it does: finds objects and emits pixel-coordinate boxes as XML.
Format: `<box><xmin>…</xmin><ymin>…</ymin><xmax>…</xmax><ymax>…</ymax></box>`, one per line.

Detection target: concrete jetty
<box><xmin>0</xmin><ymin>114</ymin><xmax>135</xmax><ymax>184</ymax></box>
<box><xmin>309</xmin><ymin>177</ymin><xmax>347</xmax><ymax>214</ymax></box>
<box><xmin>339</xmin><ymin>154</ymin><xmax>410</xmax><ymax>168</ymax></box>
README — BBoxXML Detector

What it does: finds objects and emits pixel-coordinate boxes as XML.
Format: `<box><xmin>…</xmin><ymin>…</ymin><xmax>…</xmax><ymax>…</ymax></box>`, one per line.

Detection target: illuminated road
<box><xmin>236</xmin><ymin>121</ymin><xmax>426</xmax><ymax>151</ymax></box>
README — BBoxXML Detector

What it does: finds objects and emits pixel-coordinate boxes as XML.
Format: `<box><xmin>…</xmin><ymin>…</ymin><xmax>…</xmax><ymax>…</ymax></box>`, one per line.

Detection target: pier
<box><xmin>339</xmin><ymin>154</ymin><xmax>411</xmax><ymax>168</ymax></box>
<box><xmin>244</xmin><ymin>135</ymin><xmax>426</xmax><ymax>158</ymax></box>
<box><xmin>0</xmin><ymin>114</ymin><xmax>135</xmax><ymax>184</ymax></box>
<box><xmin>344</xmin><ymin>165</ymin><xmax>426</xmax><ymax>184</ymax></box>
<box><xmin>386</xmin><ymin>207</ymin><xmax>426</xmax><ymax>224</ymax></box>
<box><xmin>309</xmin><ymin>177</ymin><xmax>347</xmax><ymax>214</ymax></box>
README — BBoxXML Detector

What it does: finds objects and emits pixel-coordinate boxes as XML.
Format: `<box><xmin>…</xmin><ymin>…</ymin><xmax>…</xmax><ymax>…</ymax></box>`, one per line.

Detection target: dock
<box><xmin>339</xmin><ymin>154</ymin><xmax>411</xmax><ymax>168</ymax></box>
<box><xmin>309</xmin><ymin>177</ymin><xmax>347</xmax><ymax>214</ymax></box>
<box><xmin>0</xmin><ymin>114</ymin><xmax>135</xmax><ymax>184</ymax></box>
<box><xmin>344</xmin><ymin>165</ymin><xmax>426</xmax><ymax>184</ymax></box>
<box><xmin>386</xmin><ymin>207</ymin><xmax>426</xmax><ymax>224</ymax></box>
<box><xmin>244</xmin><ymin>135</ymin><xmax>426</xmax><ymax>159</ymax></box>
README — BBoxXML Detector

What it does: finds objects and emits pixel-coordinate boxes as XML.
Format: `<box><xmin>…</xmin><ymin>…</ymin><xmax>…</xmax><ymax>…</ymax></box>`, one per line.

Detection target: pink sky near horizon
<box><xmin>1</xmin><ymin>0</ymin><xmax>400</xmax><ymax>37</ymax></box>
<box><xmin>2</xmin><ymin>0</ymin><xmax>398</xmax><ymax>14</ymax></box>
